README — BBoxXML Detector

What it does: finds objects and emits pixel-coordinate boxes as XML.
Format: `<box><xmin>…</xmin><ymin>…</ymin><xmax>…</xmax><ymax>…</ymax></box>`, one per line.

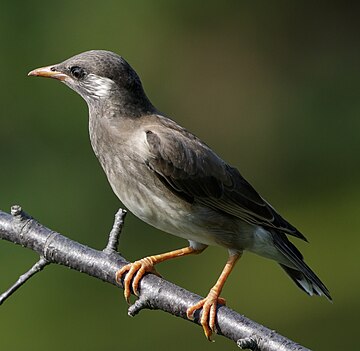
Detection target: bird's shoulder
<box><xmin>142</xmin><ymin>114</ymin><xmax>227</xmax><ymax>178</ymax></box>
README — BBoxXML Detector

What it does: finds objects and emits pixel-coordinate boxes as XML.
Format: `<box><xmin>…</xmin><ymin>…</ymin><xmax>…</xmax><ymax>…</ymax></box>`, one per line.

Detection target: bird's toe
<box><xmin>115</xmin><ymin>258</ymin><xmax>158</xmax><ymax>303</ymax></box>
<box><xmin>186</xmin><ymin>291</ymin><xmax>226</xmax><ymax>341</ymax></box>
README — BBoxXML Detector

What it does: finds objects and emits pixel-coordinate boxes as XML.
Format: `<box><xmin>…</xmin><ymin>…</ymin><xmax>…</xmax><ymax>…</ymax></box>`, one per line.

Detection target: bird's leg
<box><xmin>116</xmin><ymin>246</ymin><xmax>206</xmax><ymax>303</ymax></box>
<box><xmin>186</xmin><ymin>252</ymin><xmax>241</xmax><ymax>340</ymax></box>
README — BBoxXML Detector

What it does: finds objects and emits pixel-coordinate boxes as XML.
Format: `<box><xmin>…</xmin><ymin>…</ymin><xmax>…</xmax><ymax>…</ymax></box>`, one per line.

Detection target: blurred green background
<box><xmin>0</xmin><ymin>1</ymin><xmax>358</xmax><ymax>350</ymax></box>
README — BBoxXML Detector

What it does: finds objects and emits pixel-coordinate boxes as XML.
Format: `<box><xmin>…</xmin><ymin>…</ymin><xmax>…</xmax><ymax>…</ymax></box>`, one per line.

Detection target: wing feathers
<box><xmin>145</xmin><ymin>123</ymin><xmax>306</xmax><ymax>240</ymax></box>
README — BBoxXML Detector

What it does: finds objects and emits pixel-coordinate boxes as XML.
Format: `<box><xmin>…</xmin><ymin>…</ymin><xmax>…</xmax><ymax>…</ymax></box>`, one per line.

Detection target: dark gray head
<box><xmin>29</xmin><ymin>50</ymin><xmax>155</xmax><ymax>117</ymax></box>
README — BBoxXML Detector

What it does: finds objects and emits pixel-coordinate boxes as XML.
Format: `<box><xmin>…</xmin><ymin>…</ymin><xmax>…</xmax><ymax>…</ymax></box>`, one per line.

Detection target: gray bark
<box><xmin>0</xmin><ymin>206</ymin><xmax>310</xmax><ymax>351</ymax></box>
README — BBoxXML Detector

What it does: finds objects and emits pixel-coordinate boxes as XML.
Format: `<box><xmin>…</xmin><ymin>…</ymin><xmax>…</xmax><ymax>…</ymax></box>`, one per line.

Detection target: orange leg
<box><xmin>187</xmin><ymin>252</ymin><xmax>241</xmax><ymax>340</ymax></box>
<box><xmin>115</xmin><ymin>246</ymin><xmax>206</xmax><ymax>303</ymax></box>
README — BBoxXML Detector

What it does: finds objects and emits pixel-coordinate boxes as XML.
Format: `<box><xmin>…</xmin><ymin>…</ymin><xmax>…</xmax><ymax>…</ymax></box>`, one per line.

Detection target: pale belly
<box><xmin>108</xmin><ymin>166</ymin><xmax>287</xmax><ymax>263</ymax></box>
<box><xmin>105</xmin><ymin>158</ymin><xmax>242</xmax><ymax>248</ymax></box>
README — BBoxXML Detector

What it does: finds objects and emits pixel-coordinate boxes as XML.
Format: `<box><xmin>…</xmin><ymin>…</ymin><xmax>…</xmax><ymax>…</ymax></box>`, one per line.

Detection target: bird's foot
<box><xmin>115</xmin><ymin>257</ymin><xmax>161</xmax><ymax>303</ymax></box>
<box><xmin>186</xmin><ymin>289</ymin><xmax>226</xmax><ymax>341</ymax></box>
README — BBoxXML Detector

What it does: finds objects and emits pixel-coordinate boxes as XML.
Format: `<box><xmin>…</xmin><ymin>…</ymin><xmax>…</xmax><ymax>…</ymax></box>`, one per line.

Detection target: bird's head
<box><xmin>28</xmin><ymin>50</ymin><xmax>154</xmax><ymax>116</ymax></box>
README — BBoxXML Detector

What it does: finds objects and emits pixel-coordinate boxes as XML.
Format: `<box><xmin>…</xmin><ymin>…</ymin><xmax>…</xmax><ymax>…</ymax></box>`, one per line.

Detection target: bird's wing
<box><xmin>144</xmin><ymin>121</ymin><xmax>306</xmax><ymax>241</ymax></box>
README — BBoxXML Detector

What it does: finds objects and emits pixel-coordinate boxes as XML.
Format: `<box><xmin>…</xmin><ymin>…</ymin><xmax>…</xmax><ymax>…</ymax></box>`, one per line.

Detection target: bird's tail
<box><xmin>273</xmin><ymin>233</ymin><xmax>332</xmax><ymax>301</ymax></box>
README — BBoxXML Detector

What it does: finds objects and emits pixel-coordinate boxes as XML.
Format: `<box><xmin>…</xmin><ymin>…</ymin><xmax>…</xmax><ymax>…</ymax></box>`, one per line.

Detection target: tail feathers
<box><xmin>280</xmin><ymin>264</ymin><xmax>332</xmax><ymax>301</ymax></box>
<box><xmin>273</xmin><ymin>233</ymin><xmax>332</xmax><ymax>301</ymax></box>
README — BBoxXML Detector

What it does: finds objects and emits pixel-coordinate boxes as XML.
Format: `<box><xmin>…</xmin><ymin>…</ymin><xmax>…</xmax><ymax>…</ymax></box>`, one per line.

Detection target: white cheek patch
<box><xmin>82</xmin><ymin>73</ymin><xmax>115</xmax><ymax>100</ymax></box>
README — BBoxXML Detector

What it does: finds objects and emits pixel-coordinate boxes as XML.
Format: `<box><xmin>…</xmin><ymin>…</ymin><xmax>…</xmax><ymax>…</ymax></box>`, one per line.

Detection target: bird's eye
<box><xmin>70</xmin><ymin>66</ymin><xmax>85</xmax><ymax>79</ymax></box>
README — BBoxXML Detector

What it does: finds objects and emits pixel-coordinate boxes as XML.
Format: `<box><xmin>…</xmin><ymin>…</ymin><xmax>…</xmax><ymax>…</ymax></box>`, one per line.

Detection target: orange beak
<box><xmin>28</xmin><ymin>65</ymin><xmax>68</xmax><ymax>81</ymax></box>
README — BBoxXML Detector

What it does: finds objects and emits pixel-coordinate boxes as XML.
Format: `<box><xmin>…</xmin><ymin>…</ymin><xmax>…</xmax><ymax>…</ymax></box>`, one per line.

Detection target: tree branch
<box><xmin>0</xmin><ymin>205</ymin><xmax>311</xmax><ymax>351</ymax></box>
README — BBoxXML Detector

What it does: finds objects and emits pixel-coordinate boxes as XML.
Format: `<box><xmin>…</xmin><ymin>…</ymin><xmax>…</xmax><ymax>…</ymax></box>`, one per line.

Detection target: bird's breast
<box><xmin>88</xmin><ymin>116</ymin><xmax>193</xmax><ymax>235</ymax></box>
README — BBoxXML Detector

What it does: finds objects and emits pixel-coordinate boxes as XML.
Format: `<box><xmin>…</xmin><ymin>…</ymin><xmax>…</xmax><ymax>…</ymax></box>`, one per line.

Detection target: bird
<box><xmin>28</xmin><ymin>50</ymin><xmax>331</xmax><ymax>340</ymax></box>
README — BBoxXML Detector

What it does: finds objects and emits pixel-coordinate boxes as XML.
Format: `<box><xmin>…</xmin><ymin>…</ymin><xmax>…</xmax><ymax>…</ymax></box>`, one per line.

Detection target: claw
<box><xmin>115</xmin><ymin>257</ymin><xmax>159</xmax><ymax>303</ymax></box>
<box><xmin>186</xmin><ymin>291</ymin><xmax>226</xmax><ymax>340</ymax></box>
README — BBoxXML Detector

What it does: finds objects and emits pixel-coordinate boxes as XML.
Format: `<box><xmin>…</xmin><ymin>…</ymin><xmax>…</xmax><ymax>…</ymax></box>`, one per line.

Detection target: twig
<box><xmin>0</xmin><ymin>257</ymin><xmax>49</xmax><ymax>305</ymax></box>
<box><xmin>0</xmin><ymin>205</ymin><xmax>311</xmax><ymax>351</ymax></box>
<box><xmin>103</xmin><ymin>208</ymin><xmax>127</xmax><ymax>253</ymax></box>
